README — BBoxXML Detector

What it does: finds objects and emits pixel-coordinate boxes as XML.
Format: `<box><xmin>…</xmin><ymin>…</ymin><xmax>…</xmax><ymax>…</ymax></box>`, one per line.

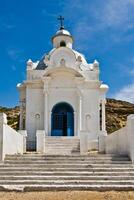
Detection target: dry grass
<box><xmin>0</xmin><ymin>191</ymin><xmax>134</xmax><ymax>200</ymax></box>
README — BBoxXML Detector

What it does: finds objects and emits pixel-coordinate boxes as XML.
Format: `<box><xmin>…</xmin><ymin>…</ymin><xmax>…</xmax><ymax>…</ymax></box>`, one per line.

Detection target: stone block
<box><xmin>36</xmin><ymin>130</ymin><xmax>45</xmax><ymax>153</ymax></box>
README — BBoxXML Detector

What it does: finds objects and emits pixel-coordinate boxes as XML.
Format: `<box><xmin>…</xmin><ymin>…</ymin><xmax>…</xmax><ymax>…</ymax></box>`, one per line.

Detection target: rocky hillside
<box><xmin>106</xmin><ymin>99</ymin><xmax>134</xmax><ymax>133</ymax></box>
<box><xmin>0</xmin><ymin>106</ymin><xmax>20</xmax><ymax>130</ymax></box>
<box><xmin>0</xmin><ymin>98</ymin><xmax>134</xmax><ymax>134</ymax></box>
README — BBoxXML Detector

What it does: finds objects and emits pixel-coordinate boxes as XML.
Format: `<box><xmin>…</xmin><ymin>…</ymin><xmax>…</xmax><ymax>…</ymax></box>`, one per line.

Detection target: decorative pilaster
<box><xmin>19</xmin><ymin>99</ymin><xmax>25</xmax><ymax>130</ymax></box>
<box><xmin>79</xmin><ymin>96</ymin><xmax>82</xmax><ymax>131</ymax></box>
<box><xmin>44</xmin><ymin>91</ymin><xmax>48</xmax><ymax>135</ymax></box>
<box><xmin>101</xmin><ymin>99</ymin><xmax>106</xmax><ymax>134</ymax></box>
<box><xmin>42</xmin><ymin>77</ymin><xmax>51</xmax><ymax>136</ymax></box>
<box><xmin>74</xmin><ymin>111</ymin><xmax>76</xmax><ymax>136</ymax></box>
<box><xmin>77</xmin><ymin>89</ymin><xmax>83</xmax><ymax>135</ymax></box>
<box><xmin>99</xmin><ymin>99</ymin><xmax>107</xmax><ymax>153</ymax></box>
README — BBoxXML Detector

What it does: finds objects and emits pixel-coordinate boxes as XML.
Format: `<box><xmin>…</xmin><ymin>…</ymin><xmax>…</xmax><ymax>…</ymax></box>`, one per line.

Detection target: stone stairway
<box><xmin>44</xmin><ymin>136</ymin><xmax>80</xmax><ymax>155</ymax></box>
<box><xmin>0</xmin><ymin>153</ymin><xmax>134</xmax><ymax>191</ymax></box>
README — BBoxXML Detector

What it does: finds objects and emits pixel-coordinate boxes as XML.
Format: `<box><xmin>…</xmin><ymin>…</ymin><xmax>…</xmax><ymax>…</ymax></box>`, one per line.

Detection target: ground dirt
<box><xmin>0</xmin><ymin>191</ymin><xmax>134</xmax><ymax>200</ymax></box>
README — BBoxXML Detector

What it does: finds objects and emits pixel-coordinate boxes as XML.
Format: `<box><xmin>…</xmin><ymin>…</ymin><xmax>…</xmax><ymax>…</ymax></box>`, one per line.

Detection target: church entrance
<box><xmin>51</xmin><ymin>102</ymin><xmax>74</xmax><ymax>136</ymax></box>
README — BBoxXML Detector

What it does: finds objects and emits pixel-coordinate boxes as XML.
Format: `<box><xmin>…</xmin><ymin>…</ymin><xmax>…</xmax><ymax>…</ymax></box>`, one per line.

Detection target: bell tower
<box><xmin>52</xmin><ymin>16</ymin><xmax>73</xmax><ymax>49</ymax></box>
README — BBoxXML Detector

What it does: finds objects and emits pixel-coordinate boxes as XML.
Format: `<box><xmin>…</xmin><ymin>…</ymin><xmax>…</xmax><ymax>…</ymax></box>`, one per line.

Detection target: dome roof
<box><xmin>35</xmin><ymin>48</ymin><xmax>88</xmax><ymax>70</ymax></box>
<box><xmin>52</xmin><ymin>28</ymin><xmax>73</xmax><ymax>42</ymax></box>
<box><xmin>55</xmin><ymin>29</ymin><xmax>71</xmax><ymax>36</ymax></box>
<box><xmin>100</xmin><ymin>84</ymin><xmax>109</xmax><ymax>92</ymax></box>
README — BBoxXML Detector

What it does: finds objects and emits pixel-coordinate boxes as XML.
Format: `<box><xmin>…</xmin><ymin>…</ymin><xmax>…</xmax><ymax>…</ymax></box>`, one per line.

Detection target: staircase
<box><xmin>45</xmin><ymin>136</ymin><xmax>80</xmax><ymax>155</ymax></box>
<box><xmin>0</xmin><ymin>153</ymin><xmax>134</xmax><ymax>191</ymax></box>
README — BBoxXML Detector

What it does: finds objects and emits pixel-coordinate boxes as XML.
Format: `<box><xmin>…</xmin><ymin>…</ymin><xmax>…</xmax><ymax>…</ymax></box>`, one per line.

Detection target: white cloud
<box><xmin>99</xmin><ymin>0</ymin><xmax>134</xmax><ymax>28</ymax></box>
<box><xmin>62</xmin><ymin>0</ymin><xmax>134</xmax><ymax>49</ymax></box>
<box><xmin>114</xmin><ymin>83</ymin><xmax>134</xmax><ymax>103</ymax></box>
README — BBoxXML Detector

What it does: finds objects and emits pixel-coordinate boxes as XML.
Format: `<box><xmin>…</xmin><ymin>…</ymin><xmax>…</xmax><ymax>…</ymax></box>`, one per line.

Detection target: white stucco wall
<box><xmin>104</xmin><ymin>115</ymin><xmax>134</xmax><ymax>162</ymax></box>
<box><xmin>3</xmin><ymin>125</ymin><xmax>24</xmax><ymax>158</ymax></box>
<box><xmin>47</xmin><ymin>74</ymin><xmax>79</xmax><ymax>136</ymax></box>
<box><xmin>0</xmin><ymin>113</ymin><xmax>24</xmax><ymax>160</ymax></box>
<box><xmin>105</xmin><ymin>127</ymin><xmax>128</xmax><ymax>155</ymax></box>
<box><xmin>24</xmin><ymin>68</ymin><xmax>102</xmax><ymax>150</ymax></box>
<box><xmin>26</xmin><ymin>87</ymin><xmax>44</xmax><ymax>149</ymax></box>
<box><xmin>81</xmin><ymin>89</ymin><xmax>100</xmax><ymax>137</ymax></box>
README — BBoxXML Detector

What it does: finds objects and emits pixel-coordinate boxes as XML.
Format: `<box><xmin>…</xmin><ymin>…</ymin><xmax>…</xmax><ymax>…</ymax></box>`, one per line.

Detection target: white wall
<box><xmin>81</xmin><ymin>89</ymin><xmax>100</xmax><ymax>138</ymax></box>
<box><xmin>3</xmin><ymin>125</ymin><xmax>24</xmax><ymax>158</ymax></box>
<box><xmin>0</xmin><ymin>113</ymin><xmax>24</xmax><ymax>161</ymax></box>
<box><xmin>26</xmin><ymin>87</ymin><xmax>44</xmax><ymax>149</ymax></box>
<box><xmin>105</xmin><ymin>127</ymin><xmax>128</xmax><ymax>155</ymax></box>
<box><xmin>104</xmin><ymin>114</ymin><xmax>134</xmax><ymax>163</ymax></box>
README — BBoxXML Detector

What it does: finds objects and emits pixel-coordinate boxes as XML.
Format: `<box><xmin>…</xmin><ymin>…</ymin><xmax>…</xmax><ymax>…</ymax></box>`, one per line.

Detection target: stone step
<box><xmin>1</xmin><ymin>175</ymin><xmax>134</xmax><ymax>181</ymax></box>
<box><xmin>1</xmin><ymin>164</ymin><xmax>133</xmax><ymax>168</ymax></box>
<box><xmin>5</xmin><ymin>154</ymin><xmax>129</xmax><ymax>158</ymax></box>
<box><xmin>45</xmin><ymin>140</ymin><xmax>80</xmax><ymax>141</ymax></box>
<box><xmin>0</xmin><ymin>168</ymin><xmax>134</xmax><ymax>172</ymax></box>
<box><xmin>1</xmin><ymin>171</ymin><xmax>134</xmax><ymax>176</ymax></box>
<box><xmin>0</xmin><ymin>172</ymin><xmax>134</xmax><ymax>176</ymax></box>
<box><xmin>1</xmin><ymin>180</ymin><xmax>134</xmax><ymax>185</ymax></box>
<box><xmin>45</xmin><ymin>137</ymin><xmax>79</xmax><ymax>140</ymax></box>
<box><xmin>5</xmin><ymin>155</ymin><xmax>130</xmax><ymax>161</ymax></box>
<box><xmin>1</xmin><ymin>184</ymin><xmax>134</xmax><ymax>192</ymax></box>
<box><xmin>3</xmin><ymin>159</ymin><xmax>130</xmax><ymax>163</ymax></box>
<box><xmin>4</xmin><ymin>157</ymin><xmax>130</xmax><ymax>161</ymax></box>
<box><xmin>45</xmin><ymin>137</ymin><xmax>80</xmax><ymax>155</ymax></box>
<box><xmin>45</xmin><ymin>146</ymin><xmax>79</xmax><ymax>149</ymax></box>
<box><xmin>45</xmin><ymin>148</ymin><xmax>80</xmax><ymax>151</ymax></box>
<box><xmin>4</xmin><ymin>160</ymin><xmax>132</xmax><ymax>164</ymax></box>
<box><xmin>1</xmin><ymin>153</ymin><xmax>134</xmax><ymax>191</ymax></box>
<box><xmin>45</xmin><ymin>146</ymin><xmax>79</xmax><ymax>148</ymax></box>
<box><xmin>45</xmin><ymin>142</ymin><xmax>80</xmax><ymax>145</ymax></box>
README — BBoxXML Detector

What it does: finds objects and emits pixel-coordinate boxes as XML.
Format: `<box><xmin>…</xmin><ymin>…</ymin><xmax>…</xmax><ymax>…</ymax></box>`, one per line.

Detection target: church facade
<box><xmin>17</xmin><ymin>22</ymin><xmax>108</xmax><ymax>150</ymax></box>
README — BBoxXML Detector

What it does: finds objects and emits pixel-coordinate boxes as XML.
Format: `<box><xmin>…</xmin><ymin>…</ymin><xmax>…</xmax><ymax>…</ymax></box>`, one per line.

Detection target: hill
<box><xmin>0</xmin><ymin>98</ymin><xmax>134</xmax><ymax>134</ymax></box>
<box><xmin>106</xmin><ymin>98</ymin><xmax>134</xmax><ymax>133</ymax></box>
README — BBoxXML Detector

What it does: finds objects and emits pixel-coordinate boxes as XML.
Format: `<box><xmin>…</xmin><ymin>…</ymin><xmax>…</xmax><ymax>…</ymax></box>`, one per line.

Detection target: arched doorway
<box><xmin>51</xmin><ymin>102</ymin><xmax>74</xmax><ymax>136</ymax></box>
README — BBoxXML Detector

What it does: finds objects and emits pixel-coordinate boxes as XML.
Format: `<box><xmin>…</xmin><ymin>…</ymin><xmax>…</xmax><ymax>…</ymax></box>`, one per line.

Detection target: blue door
<box><xmin>51</xmin><ymin>102</ymin><xmax>74</xmax><ymax>136</ymax></box>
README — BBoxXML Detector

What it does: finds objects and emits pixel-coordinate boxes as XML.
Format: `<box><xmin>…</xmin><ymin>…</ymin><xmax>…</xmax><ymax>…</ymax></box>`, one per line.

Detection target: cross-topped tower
<box><xmin>57</xmin><ymin>15</ymin><xmax>64</xmax><ymax>30</ymax></box>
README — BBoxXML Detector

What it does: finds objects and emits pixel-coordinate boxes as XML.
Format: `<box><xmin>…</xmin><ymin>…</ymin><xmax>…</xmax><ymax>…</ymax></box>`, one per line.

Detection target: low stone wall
<box><xmin>80</xmin><ymin>131</ymin><xmax>98</xmax><ymax>155</ymax></box>
<box><xmin>104</xmin><ymin>114</ymin><xmax>134</xmax><ymax>162</ymax></box>
<box><xmin>0</xmin><ymin>113</ymin><xmax>26</xmax><ymax>161</ymax></box>
<box><xmin>105</xmin><ymin>127</ymin><xmax>128</xmax><ymax>155</ymax></box>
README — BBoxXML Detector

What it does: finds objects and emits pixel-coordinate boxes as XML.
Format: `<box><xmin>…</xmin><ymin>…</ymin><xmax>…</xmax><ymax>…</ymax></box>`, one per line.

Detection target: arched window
<box><xmin>60</xmin><ymin>41</ymin><xmax>66</xmax><ymax>47</ymax></box>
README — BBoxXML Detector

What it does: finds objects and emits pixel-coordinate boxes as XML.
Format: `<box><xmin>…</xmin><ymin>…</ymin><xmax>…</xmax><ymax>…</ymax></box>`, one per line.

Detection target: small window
<box><xmin>60</xmin><ymin>41</ymin><xmax>66</xmax><ymax>47</ymax></box>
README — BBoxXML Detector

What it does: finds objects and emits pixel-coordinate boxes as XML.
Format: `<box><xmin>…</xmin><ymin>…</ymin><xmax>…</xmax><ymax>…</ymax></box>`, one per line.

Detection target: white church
<box><xmin>17</xmin><ymin>16</ymin><xmax>108</xmax><ymax>152</ymax></box>
<box><xmin>0</xmin><ymin>17</ymin><xmax>134</xmax><ymax>161</ymax></box>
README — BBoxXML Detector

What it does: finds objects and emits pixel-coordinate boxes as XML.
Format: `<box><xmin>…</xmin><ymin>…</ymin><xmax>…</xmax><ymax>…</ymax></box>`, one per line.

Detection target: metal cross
<box><xmin>57</xmin><ymin>15</ymin><xmax>64</xmax><ymax>29</ymax></box>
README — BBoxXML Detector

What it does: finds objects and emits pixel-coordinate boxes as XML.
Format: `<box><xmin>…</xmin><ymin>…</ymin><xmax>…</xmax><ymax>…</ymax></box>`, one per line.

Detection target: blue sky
<box><xmin>0</xmin><ymin>0</ymin><xmax>134</xmax><ymax>107</ymax></box>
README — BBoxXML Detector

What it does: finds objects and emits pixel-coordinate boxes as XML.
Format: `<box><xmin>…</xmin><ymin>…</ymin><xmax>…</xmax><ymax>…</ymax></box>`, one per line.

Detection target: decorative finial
<box><xmin>57</xmin><ymin>15</ymin><xmax>64</xmax><ymax>30</ymax></box>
